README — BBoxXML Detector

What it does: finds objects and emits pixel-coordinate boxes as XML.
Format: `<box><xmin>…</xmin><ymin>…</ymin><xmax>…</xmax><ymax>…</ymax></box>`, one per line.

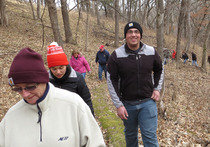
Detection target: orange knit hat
<box><xmin>47</xmin><ymin>42</ymin><xmax>69</xmax><ymax>68</ymax></box>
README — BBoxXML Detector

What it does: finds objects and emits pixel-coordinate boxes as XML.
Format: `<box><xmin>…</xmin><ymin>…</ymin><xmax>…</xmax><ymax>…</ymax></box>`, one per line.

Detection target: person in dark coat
<box><xmin>107</xmin><ymin>21</ymin><xmax>164</xmax><ymax>147</ymax></box>
<box><xmin>182</xmin><ymin>51</ymin><xmax>188</xmax><ymax>64</ymax></box>
<box><xmin>47</xmin><ymin>42</ymin><xmax>94</xmax><ymax>116</ymax></box>
<box><xmin>95</xmin><ymin>45</ymin><xmax>110</xmax><ymax>80</ymax></box>
<box><xmin>191</xmin><ymin>52</ymin><xmax>198</xmax><ymax>66</ymax></box>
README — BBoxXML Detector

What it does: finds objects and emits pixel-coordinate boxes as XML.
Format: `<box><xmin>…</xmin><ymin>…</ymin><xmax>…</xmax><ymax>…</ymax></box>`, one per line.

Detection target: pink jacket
<box><xmin>69</xmin><ymin>55</ymin><xmax>91</xmax><ymax>73</ymax></box>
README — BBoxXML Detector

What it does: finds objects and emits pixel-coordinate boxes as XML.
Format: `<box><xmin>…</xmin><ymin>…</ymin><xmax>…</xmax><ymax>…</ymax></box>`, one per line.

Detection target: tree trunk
<box><xmin>95</xmin><ymin>0</ymin><xmax>100</xmax><ymax>25</ymax></box>
<box><xmin>75</xmin><ymin>0</ymin><xmax>82</xmax><ymax>45</ymax></box>
<box><xmin>138</xmin><ymin>0</ymin><xmax>142</xmax><ymax>24</ymax></box>
<box><xmin>127</xmin><ymin>0</ymin><xmax>131</xmax><ymax>22</ymax></box>
<box><xmin>192</xmin><ymin>5</ymin><xmax>208</xmax><ymax>50</ymax></box>
<box><xmin>37</xmin><ymin>0</ymin><xmax>41</xmax><ymax>19</ymax></box>
<box><xmin>29</xmin><ymin>0</ymin><xmax>36</xmax><ymax>20</ymax></box>
<box><xmin>46</xmin><ymin>0</ymin><xmax>63</xmax><ymax>47</ymax></box>
<box><xmin>156</xmin><ymin>0</ymin><xmax>164</xmax><ymax>60</ymax></box>
<box><xmin>201</xmin><ymin>21</ymin><xmax>210</xmax><ymax>70</ymax></box>
<box><xmin>122</xmin><ymin>0</ymin><xmax>125</xmax><ymax>21</ymax></box>
<box><xmin>0</xmin><ymin>0</ymin><xmax>8</xmax><ymax>26</ymax></box>
<box><xmin>142</xmin><ymin>0</ymin><xmax>149</xmax><ymax>27</ymax></box>
<box><xmin>164</xmin><ymin>0</ymin><xmax>171</xmax><ymax>35</ymax></box>
<box><xmin>85</xmin><ymin>0</ymin><xmax>90</xmax><ymax>51</ymax></box>
<box><xmin>176</xmin><ymin>0</ymin><xmax>186</xmax><ymax>67</ymax></box>
<box><xmin>184</xmin><ymin>0</ymin><xmax>191</xmax><ymax>51</ymax></box>
<box><xmin>61</xmin><ymin>0</ymin><xmax>73</xmax><ymax>43</ymax></box>
<box><xmin>114</xmin><ymin>0</ymin><xmax>119</xmax><ymax>47</ymax></box>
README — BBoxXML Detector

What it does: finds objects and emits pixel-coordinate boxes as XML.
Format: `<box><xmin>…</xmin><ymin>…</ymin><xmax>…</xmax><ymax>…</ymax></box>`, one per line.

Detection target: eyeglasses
<box><xmin>11</xmin><ymin>83</ymin><xmax>39</xmax><ymax>92</ymax></box>
<box><xmin>127</xmin><ymin>30</ymin><xmax>140</xmax><ymax>35</ymax></box>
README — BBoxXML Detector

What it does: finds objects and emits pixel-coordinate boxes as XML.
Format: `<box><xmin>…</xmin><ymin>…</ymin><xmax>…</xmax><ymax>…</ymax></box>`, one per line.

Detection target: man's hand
<box><xmin>151</xmin><ymin>90</ymin><xmax>160</xmax><ymax>101</ymax></box>
<box><xmin>117</xmin><ymin>106</ymin><xmax>128</xmax><ymax>120</ymax></box>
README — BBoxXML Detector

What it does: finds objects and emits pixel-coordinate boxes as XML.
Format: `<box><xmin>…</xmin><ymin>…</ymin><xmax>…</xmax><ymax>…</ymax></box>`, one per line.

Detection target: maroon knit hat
<box><xmin>8</xmin><ymin>48</ymin><xmax>49</xmax><ymax>86</ymax></box>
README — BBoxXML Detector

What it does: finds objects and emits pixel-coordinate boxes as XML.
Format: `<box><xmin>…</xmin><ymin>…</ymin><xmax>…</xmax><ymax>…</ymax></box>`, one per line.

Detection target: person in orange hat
<box><xmin>47</xmin><ymin>42</ymin><xmax>94</xmax><ymax>115</ymax></box>
<box><xmin>95</xmin><ymin>45</ymin><xmax>110</xmax><ymax>80</ymax></box>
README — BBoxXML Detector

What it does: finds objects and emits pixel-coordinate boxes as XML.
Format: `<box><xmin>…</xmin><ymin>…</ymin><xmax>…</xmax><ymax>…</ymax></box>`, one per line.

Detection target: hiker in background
<box><xmin>0</xmin><ymin>48</ymin><xmax>105</xmax><ymax>146</ymax></box>
<box><xmin>107</xmin><ymin>21</ymin><xmax>164</xmax><ymax>147</ymax></box>
<box><xmin>172</xmin><ymin>49</ymin><xmax>176</xmax><ymax>62</ymax></box>
<box><xmin>182</xmin><ymin>51</ymin><xmax>189</xmax><ymax>64</ymax></box>
<box><xmin>47</xmin><ymin>42</ymin><xmax>94</xmax><ymax>115</ymax></box>
<box><xmin>208</xmin><ymin>55</ymin><xmax>210</xmax><ymax>64</ymax></box>
<box><xmin>163</xmin><ymin>49</ymin><xmax>170</xmax><ymax>65</ymax></box>
<box><xmin>95</xmin><ymin>45</ymin><xmax>110</xmax><ymax>81</ymax></box>
<box><xmin>191</xmin><ymin>52</ymin><xmax>198</xmax><ymax>67</ymax></box>
<box><xmin>69</xmin><ymin>49</ymin><xmax>91</xmax><ymax>79</ymax></box>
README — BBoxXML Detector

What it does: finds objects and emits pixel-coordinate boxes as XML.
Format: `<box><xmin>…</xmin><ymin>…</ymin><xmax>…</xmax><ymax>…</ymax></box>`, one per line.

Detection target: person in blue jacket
<box><xmin>95</xmin><ymin>45</ymin><xmax>110</xmax><ymax>80</ymax></box>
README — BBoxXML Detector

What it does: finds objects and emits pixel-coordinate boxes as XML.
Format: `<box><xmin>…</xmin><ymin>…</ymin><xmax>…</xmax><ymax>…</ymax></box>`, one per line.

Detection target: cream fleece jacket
<box><xmin>0</xmin><ymin>83</ymin><xmax>105</xmax><ymax>147</ymax></box>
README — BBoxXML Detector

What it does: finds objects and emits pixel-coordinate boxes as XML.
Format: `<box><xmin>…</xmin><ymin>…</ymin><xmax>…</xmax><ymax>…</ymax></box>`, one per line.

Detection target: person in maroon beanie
<box><xmin>0</xmin><ymin>48</ymin><xmax>105</xmax><ymax>147</ymax></box>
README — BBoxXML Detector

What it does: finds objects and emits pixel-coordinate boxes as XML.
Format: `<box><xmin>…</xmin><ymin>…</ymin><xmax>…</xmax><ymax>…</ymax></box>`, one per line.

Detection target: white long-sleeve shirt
<box><xmin>0</xmin><ymin>83</ymin><xmax>105</xmax><ymax>147</ymax></box>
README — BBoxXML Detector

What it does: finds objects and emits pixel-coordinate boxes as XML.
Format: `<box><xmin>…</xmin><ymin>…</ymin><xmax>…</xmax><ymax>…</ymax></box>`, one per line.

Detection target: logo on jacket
<box><xmin>58</xmin><ymin>136</ymin><xmax>69</xmax><ymax>141</ymax></box>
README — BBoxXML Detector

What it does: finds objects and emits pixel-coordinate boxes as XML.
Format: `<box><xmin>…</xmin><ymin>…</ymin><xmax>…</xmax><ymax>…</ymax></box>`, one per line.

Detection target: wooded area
<box><xmin>0</xmin><ymin>0</ymin><xmax>209</xmax><ymax>69</ymax></box>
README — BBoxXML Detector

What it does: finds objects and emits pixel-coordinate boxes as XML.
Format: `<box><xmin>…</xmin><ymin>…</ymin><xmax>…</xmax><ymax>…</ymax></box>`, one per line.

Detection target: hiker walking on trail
<box><xmin>182</xmin><ymin>51</ymin><xmax>189</xmax><ymax>64</ymax></box>
<box><xmin>0</xmin><ymin>48</ymin><xmax>105</xmax><ymax>147</ymax></box>
<box><xmin>191</xmin><ymin>52</ymin><xmax>198</xmax><ymax>67</ymax></box>
<box><xmin>172</xmin><ymin>49</ymin><xmax>176</xmax><ymax>62</ymax></box>
<box><xmin>107</xmin><ymin>21</ymin><xmax>164</xmax><ymax>147</ymax></box>
<box><xmin>69</xmin><ymin>49</ymin><xmax>91</xmax><ymax>79</ymax></box>
<box><xmin>47</xmin><ymin>42</ymin><xmax>94</xmax><ymax>116</ymax></box>
<box><xmin>95</xmin><ymin>45</ymin><xmax>110</xmax><ymax>81</ymax></box>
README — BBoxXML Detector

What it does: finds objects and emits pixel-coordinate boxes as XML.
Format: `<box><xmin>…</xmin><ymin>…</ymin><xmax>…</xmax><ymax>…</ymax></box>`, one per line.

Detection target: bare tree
<box><xmin>95</xmin><ymin>0</ymin><xmax>100</xmax><ymax>25</ymax></box>
<box><xmin>85</xmin><ymin>0</ymin><xmax>90</xmax><ymax>51</ymax></box>
<box><xmin>156</xmin><ymin>0</ymin><xmax>164</xmax><ymax>60</ymax></box>
<box><xmin>46</xmin><ymin>0</ymin><xmax>63</xmax><ymax>47</ymax></box>
<box><xmin>37</xmin><ymin>0</ymin><xmax>41</xmax><ymax>19</ymax></box>
<box><xmin>176</xmin><ymin>0</ymin><xmax>186</xmax><ymax>66</ymax></box>
<box><xmin>0</xmin><ymin>0</ymin><xmax>8</xmax><ymax>26</ymax></box>
<box><xmin>138</xmin><ymin>0</ymin><xmax>142</xmax><ymax>24</ymax></box>
<box><xmin>184</xmin><ymin>0</ymin><xmax>191</xmax><ymax>51</ymax></box>
<box><xmin>201</xmin><ymin>21</ymin><xmax>210</xmax><ymax>71</ymax></box>
<box><xmin>127</xmin><ymin>0</ymin><xmax>131</xmax><ymax>22</ymax></box>
<box><xmin>164</xmin><ymin>0</ymin><xmax>172</xmax><ymax>35</ymax></box>
<box><xmin>192</xmin><ymin>2</ymin><xmax>209</xmax><ymax>49</ymax></box>
<box><xmin>142</xmin><ymin>0</ymin><xmax>149</xmax><ymax>27</ymax></box>
<box><xmin>122</xmin><ymin>0</ymin><xmax>125</xmax><ymax>21</ymax></box>
<box><xmin>29</xmin><ymin>0</ymin><xmax>36</xmax><ymax>19</ymax></box>
<box><xmin>114</xmin><ymin>0</ymin><xmax>119</xmax><ymax>47</ymax></box>
<box><xmin>61</xmin><ymin>0</ymin><xmax>73</xmax><ymax>43</ymax></box>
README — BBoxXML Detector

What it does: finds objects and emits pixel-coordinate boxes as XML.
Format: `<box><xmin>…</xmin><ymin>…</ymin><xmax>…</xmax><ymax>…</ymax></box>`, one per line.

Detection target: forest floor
<box><xmin>0</xmin><ymin>0</ymin><xmax>210</xmax><ymax>146</ymax></box>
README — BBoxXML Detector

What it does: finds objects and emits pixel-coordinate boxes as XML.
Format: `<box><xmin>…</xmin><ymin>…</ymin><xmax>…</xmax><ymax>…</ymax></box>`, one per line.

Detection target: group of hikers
<box><xmin>0</xmin><ymin>20</ymin><xmax>208</xmax><ymax>147</ymax></box>
<box><xmin>163</xmin><ymin>48</ymin><xmax>201</xmax><ymax>67</ymax></box>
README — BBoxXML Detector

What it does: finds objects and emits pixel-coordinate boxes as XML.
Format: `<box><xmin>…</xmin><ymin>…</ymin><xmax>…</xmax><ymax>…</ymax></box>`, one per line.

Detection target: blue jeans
<box><xmin>98</xmin><ymin>64</ymin><xmax>107</xmax><ymax>80</ymax></box>
<box><xmin>164</xmin><ymin>58</ymin><xmax>169</xmax><ymax>65</ymax></box>
<box><xmin>184</xmin><ymin>59</ymin><xmax>187</xmax><ymax>64</ymax></box>
<box><xmin>81</xmin><ymin>72</ymin><xmax>86</xmax><ymax>79</ymax></box>
<box><xmin>123</xmin><ymin>99</ymin><xmax>159</xmax><ymax>147</ymax></box>
<box><xmin>192</xmin><ymin>60</ymin><xmax>198</xmax><ymax>66</ymax></box>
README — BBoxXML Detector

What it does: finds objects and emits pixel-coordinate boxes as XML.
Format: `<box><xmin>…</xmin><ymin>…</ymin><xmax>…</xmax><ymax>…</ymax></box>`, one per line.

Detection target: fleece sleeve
<box><xmin>107</xmin><ymin>51</ymin><xmax>123</xmax><ymax>108</ymax></box>
<box><xmin>0</xmin><ymin>119</ymin><xmax>5</xmax><ymax>147</ymax></box>
<box><xmin>153</xmin><ymin>50</ymin><xmax>164</xmax><ymax>91</ymax></box>
<box><xmin>78</xmin><ymin>100</ymin><xmax>105</xmax><ymax>147</ymax></box>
